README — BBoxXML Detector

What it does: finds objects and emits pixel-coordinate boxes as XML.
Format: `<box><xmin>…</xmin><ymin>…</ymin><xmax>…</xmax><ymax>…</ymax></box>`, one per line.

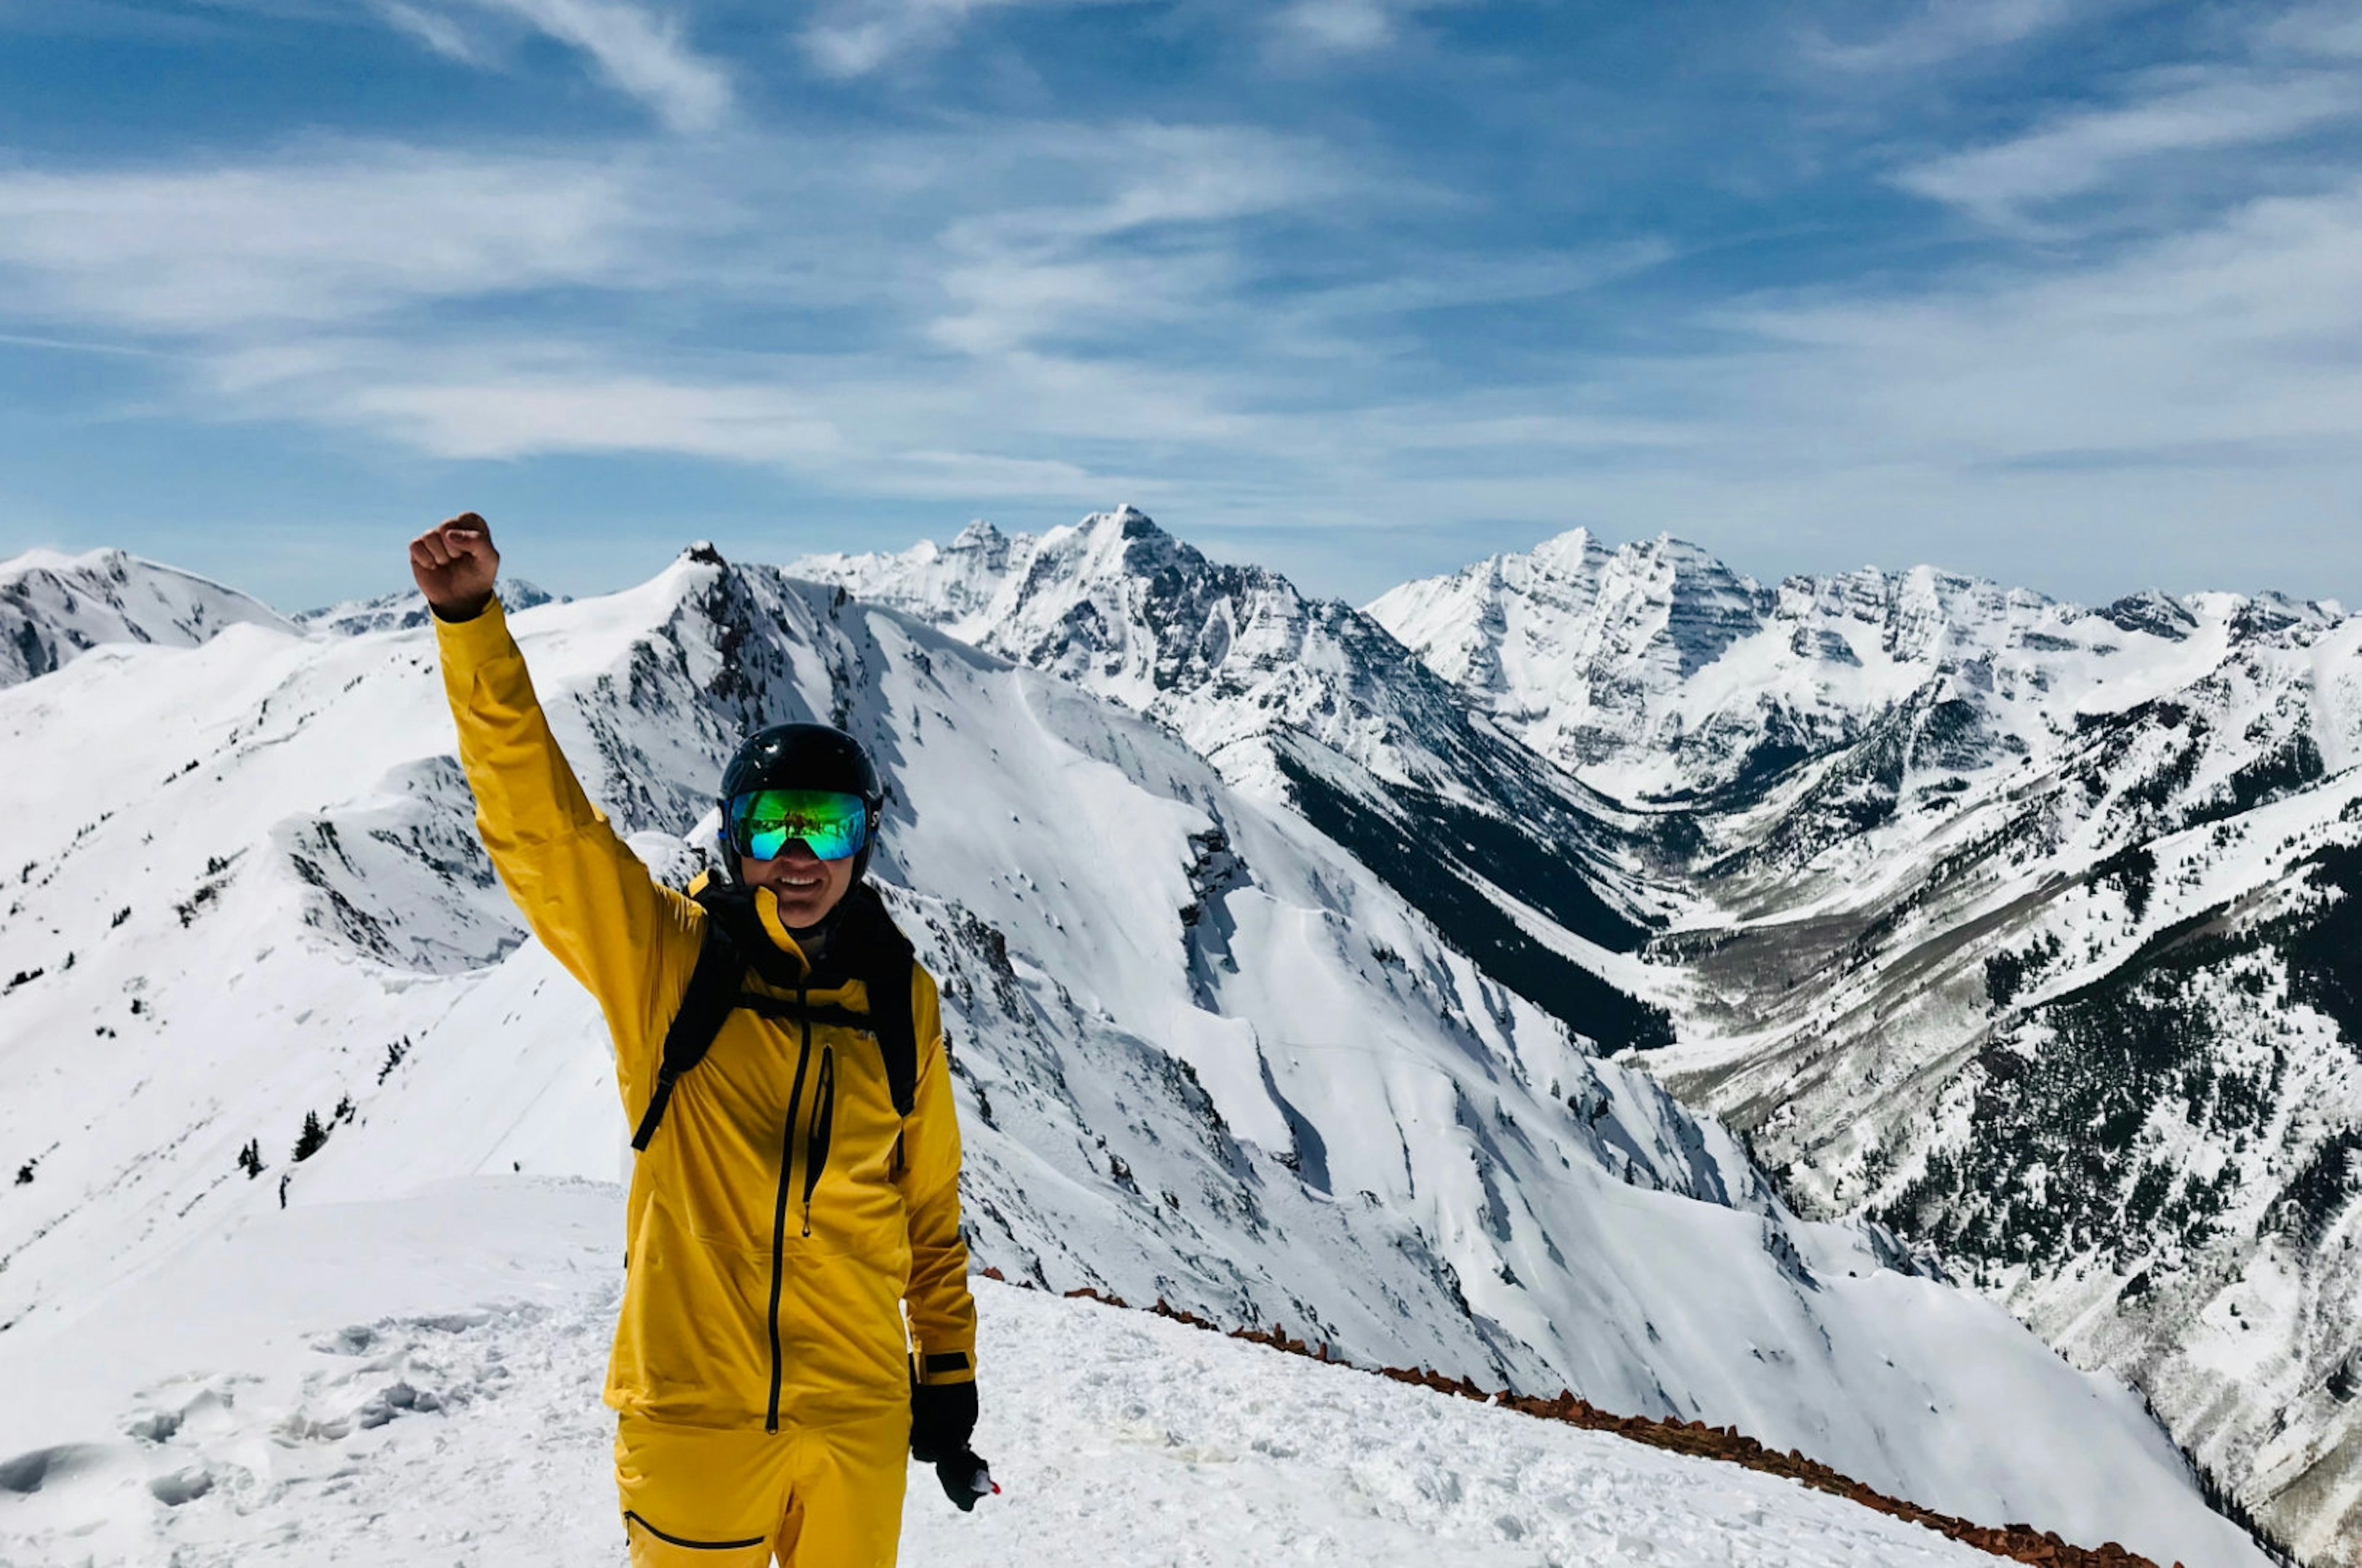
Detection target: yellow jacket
<box><xmin>436</xmin><ymin>599</ymin><xmax>977</xmax><ymax>1431</ymax></box>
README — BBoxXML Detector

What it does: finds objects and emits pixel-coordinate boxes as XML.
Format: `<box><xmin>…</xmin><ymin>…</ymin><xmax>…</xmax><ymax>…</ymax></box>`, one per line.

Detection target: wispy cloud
<box><xmin>925</xmin><ymin>124</ymin><xmax>1350</xmax><ymax>354</ymax></box>
<box><xmin>1897</xmin><ymin>71</ymin><xmax>2360</xmax><ymax>223</ymax></box>
<box><xmin>1725</xmin><ymin>177</ymin><xmax>2362</xmax><ymax>456</ymax></box>
<box><xmin>1265</xmin><ymin>0</ymin><xmax>1473</xmax><ymax>57</ymax></box>
<box><xmin>375</xmin><ymin>0</ymin><xmax>731</xmax><ymax>129</ymax></box>
<box><xmin>2261</xmin><ymin>1</ymin><xmax>2362</xmax><ymax>60</ymax></box>
<box><xmin>0</xmin><ymin>146</ymin><xmax>672</xmax><ymax>332</ymax></box>
<box><xmin>1276</xmin><ymin>0</ymin><xmax>1398</xmax><ymax>52</ymax></box>
<box><xmin>482</xmin><ymin>0</ymin><xmax>730</xmax><ymax>129</ymax></box>
<box><xmin>1802</xmin><ymin>0</ymin><xmax>2091</xmax><ymax>72</ymax></box>
<box><xmin>4</xmin><ymin>2</ymin><xmax>2360</xmax><ymax>609</ymax></box>
<box><xmin>38</xmin><ymin>108</ymin><xmax>2349</xmax><ymax>599</ymax></box>
<box><xmin>373</xmin><ymin>0</ymin><xmax>484</xmax><ymax>64</ymax></box>
<box><xmin>799</xmin><ymin>0</ymin><xmax>1151</xmax><ymax>79</ymax></box>
<box><xmin>0</xmin><ymin>124</ymin><xmax>1354</xmax><ymax>497</ymax></box>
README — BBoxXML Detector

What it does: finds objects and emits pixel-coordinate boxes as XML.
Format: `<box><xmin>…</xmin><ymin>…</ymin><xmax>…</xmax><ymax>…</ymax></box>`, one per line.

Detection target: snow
<box><xmin>1364</xmin><ymin>527</ymin><xmax>2300</xmax><ymax>805</ymax></box>
<box><xmin>0</xmin><ymin>546</ymin><xmax>295</xmax><ymax>688</ymax></box>
<box><xmin>0</xmin><ymin>1175</ymin><xmax>2006</xmax><ymax>1568</ymax></box>
<box><xmin>0</xmin><ymin>539</ymin><xmax>2276</xmax><ymax>1568</ymax></box>
<box><xmin>813</xmin><ymin>511</ymin><xmax>2360</xmax><ymax>1562</ymax></box>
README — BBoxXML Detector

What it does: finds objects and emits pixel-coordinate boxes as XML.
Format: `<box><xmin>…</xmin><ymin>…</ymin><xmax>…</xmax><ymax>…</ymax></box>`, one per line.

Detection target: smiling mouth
<box><xmin>780</xmin><ymin>875</ymin><xmax>822</xmax><ymax>891</ymax></box>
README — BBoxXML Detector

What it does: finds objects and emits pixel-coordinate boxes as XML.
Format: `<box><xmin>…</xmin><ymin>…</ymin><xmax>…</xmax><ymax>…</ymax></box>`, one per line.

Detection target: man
<box><xmin>410</xmin><ymin>513</ymin><xmax>988</xmax><ymax>1567</ymax></box>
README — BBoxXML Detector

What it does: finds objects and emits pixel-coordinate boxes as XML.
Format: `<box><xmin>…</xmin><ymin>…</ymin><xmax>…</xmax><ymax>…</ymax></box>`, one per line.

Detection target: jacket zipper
<box><xmin>801</xmin><ymin>1045</ymin><xmax>836</xmax><ymax>1238</ymax></box>
<box><xmin>766</xmin><ymin>992</ymin><xmax>813</xmax><ymax>1435</ymax></box>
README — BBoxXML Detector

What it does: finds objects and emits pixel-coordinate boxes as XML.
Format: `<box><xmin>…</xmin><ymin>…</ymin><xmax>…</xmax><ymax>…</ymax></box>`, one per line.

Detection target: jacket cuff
<box><xmin>431</xmin><ymin>594</ymin><xmax>515</xmax><ymax>671</ymax></box>
<box><xmin>915</xmin><ymin>1347</ymin><xmax>977</xmax><ymax>1385</ymax></box>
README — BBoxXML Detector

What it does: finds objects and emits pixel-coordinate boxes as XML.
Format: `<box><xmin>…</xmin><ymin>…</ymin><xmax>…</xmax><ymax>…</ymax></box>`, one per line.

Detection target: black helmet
<box><xmin>718</xmin><ymin>723</ymin><xmax>885</xmax><ymax>880</ymax></box>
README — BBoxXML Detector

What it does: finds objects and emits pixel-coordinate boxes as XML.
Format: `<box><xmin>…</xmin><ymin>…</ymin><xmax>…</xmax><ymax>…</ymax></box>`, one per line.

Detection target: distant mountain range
<box><xmin>803</xmin><ymin>511</ymin><xmax>2362</xmax><ymax>1567</ymax></box>
<box><xmin>6</xmin><ymin>515</ymin><xmax>2350</xmax><ymax>1564</ymax></box>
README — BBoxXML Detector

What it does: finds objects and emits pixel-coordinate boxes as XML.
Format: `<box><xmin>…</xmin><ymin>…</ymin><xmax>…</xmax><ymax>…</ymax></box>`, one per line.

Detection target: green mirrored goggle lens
<box><xmin>726</xmin><ymin>789</ymin><xmax>869</xmax><ymax>862</ymax></box>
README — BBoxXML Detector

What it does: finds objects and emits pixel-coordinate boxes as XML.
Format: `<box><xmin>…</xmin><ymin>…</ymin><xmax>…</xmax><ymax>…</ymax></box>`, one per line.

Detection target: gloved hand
<box><xmin>934</xmin><ymin>1448</ymin><xmax>996</xmax><ymax>1513</ymax></box>
<box><xmin>910</xmin><ymin>1380</ymin><xmax>976</xmax><ymax>1463</ymax></box>
<box><xmin>911</xmin><ymin>1380</ymin><xmax>994</xmax><ymax>1511</ymax></box>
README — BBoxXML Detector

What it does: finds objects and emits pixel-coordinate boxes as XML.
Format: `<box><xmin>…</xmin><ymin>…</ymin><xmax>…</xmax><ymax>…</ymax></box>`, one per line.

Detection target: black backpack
<box><xmin>630</xmin><ymin>878</ymin><xmax>919</xmax><ymax>1152</ymax></box>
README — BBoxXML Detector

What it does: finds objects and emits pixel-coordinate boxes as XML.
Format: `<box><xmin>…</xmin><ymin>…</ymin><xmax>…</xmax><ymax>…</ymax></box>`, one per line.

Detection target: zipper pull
<box><xmin>802</xmin><ymin>1201</ymin><xmax>813</xmax><ymax>1239</ymax></box>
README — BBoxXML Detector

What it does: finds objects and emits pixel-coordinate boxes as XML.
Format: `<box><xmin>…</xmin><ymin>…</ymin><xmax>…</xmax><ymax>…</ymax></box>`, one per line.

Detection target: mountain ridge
<box><xmin>792</xmin><ymin>507</ymin><xmax>1681</xmax><ymax>1053</ymax></box>
<box><xmin>0</xmin><ymin>536</ymin><xmax>2265</xmax><ymax>1567</ymax></box>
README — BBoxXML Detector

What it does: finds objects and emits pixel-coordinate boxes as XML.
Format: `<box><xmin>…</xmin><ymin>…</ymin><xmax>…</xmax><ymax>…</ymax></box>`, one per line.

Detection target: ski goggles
<box><xmin>724</xmin><ymin>789</ymin><xmax>870</xmax><ymax>862</ymax></box>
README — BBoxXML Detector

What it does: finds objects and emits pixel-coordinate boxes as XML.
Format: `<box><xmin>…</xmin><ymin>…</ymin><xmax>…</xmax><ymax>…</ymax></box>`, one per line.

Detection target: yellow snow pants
<box><xmin>616</xmin><ymin>1411</ymin><xmax>910</xmax><ymax>1567</ymax></box>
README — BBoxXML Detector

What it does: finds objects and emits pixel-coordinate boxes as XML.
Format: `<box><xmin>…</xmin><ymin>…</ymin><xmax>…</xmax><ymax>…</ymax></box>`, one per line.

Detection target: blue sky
<box><xmin>1</xmin><ymin>0</ymin><xmax>2358</xmax><ymax>613</ymax></box>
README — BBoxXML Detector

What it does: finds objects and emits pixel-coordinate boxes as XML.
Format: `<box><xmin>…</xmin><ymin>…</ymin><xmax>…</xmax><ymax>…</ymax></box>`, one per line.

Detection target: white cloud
<box><xmin>1</xmin><ymin>96</ymin><xmax>2352</xmax><ymax>608</ymax></box>
<box><xmin>348</xmin><ymin>368</ymin><xmax>847</xmax><ymax>464</ymax></box>
<box><xmin>1725</xmin><ymin>175</ymin><xmax>2362</xmax><ymax>456</ymax></box>
<box><xmin>481</xmin><ymin>0</ymin><xmax>729</xmax><ymax>130</ymax></box>
<box><xmin>2261</xmin><ymin>1</ymin><xmax>2362</xmax><ymax>61</ymax></box>
<box><xmin>376</xmin><ymin>0</ymin><xmax>731</xmax><ymax>129</ymax></box>
<box><xmin>373</xmin><ymin>1</ymin><xmax>485</xmax><ymax>63</ymax></box>
<box><xmin>1265</xmin><ymin>0</ymin><xmax>1477</xmax><ymax>57</ymax></box>
<box><xmin>923</xmin><ymin>124</ymin><xmax>1349</xmax><ymax>356</ymax></box>
<box><xmin>0</xmin><ymin>146</ymin><xmax>668</xmax><ymax>331</ymax></box>
<box><xmin>1277</xmin><ymin>0</ymin><xmax>1398</xmax><ymax>52</ymax></box>
<box><xmin>801</xmin><ymin>0</ymin><xmax>1000</xmax><ymax>78</ymax></box>
<box><xmin>799</xmin><ymin>0</ymin><xmax>1151</xmax><ymax>79</ymax></box>
<box><xmin>1898</xmin><ymin>71</ymin><xmax>2360</xmax><ymax>222</ymax></box>
<box><xmin>1803</xmin><ymin>0</ymin><xmax>2091</xmax><ymax>72</ymax></box>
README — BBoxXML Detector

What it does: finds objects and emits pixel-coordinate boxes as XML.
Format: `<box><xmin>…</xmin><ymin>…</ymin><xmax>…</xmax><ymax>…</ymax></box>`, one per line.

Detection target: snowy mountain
<box><xmin>793</xmin><ymin>509</ymin><xmax>1677</xmax><ymax>1054</ymax></box>
<box><xmin>1374</xmin><ymin>527</ymin><xmax>2362</xmax><ymax>1566</ymax></box>
<box><xmin>0</xmin><ymin>542</ymin><xmax>2264</xmax><ymax>1567</ymax></box>
<box><xmin>295</xmin><ymin>577</ymin><xmax>565</xmax><ymax>637</ymax></box>
<box><xmin>1366</xmin><ymin>529</ymin><xmax>2319</xmax><ymax>808</ymax></box>
<box><xmin>0</xmin><ymin>547</ymin><xmax>295</xmax><ymax>688</ymax></box>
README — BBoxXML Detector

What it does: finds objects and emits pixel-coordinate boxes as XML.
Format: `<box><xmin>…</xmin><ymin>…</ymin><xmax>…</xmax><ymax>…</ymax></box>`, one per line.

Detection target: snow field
<box><xmin>0</xmin><ymin>1177</ymin><xmax>1997</xmax><ymax>1568</ymax></box>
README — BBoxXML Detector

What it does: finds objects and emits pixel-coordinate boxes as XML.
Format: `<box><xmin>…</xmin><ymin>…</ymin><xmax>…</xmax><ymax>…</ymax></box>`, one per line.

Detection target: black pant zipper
<box><xmin>766</xmin><ymin>996</ymin><xmax>813</xmax><ymax>1435</ymax></box>
<box><xmin>623</xmin><ymin>1512</ymin><xmax>766</xmax><ymax>1551</ymax></box>
<box><xmin>801</xmin><ymin>1045</ymin><xmax>835</xmax><ymax>1239</ymax></box>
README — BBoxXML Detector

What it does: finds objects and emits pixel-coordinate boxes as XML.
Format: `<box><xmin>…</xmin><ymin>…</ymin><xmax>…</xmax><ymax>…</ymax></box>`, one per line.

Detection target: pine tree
<box><xmin>237</xmin><ymin>1139</ymin><xmax>263</xmax><ymax>1179</ymax></box>
<box><xmin>292</xmin><ymin>1110</ymin><xmax>329</xmax><ymax>1163</ymax></box>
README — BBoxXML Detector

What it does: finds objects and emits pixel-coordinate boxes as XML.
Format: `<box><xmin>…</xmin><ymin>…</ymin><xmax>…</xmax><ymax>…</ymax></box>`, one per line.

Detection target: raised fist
<box><xmin>408</xmin><ymin>512</ymin><xmax>500</xmax><ymax>622</ymax></box>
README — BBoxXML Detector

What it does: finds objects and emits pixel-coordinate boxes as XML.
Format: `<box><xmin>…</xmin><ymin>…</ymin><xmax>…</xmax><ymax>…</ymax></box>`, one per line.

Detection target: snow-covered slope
<box><xmin>794</xmin><ymin>509</ymin><xmax>1678</xmax><ymax>1053</ymax></box>
<box><xmin>1646</xmin><ymin>625</ymin><xmax>2362</xmax><ymax>1568</ymax></box>
<box><xmin>0</xmin><ymin>545</ymin><xmax>2261</xmax><ymax>1566</ymax></box>
<box><xmin>0</xmin><ymin>547</ymin><xmax>295</xmax><ymax>688</ymax></box>
<box><xmin>1375</xmin><ymin>527</ymin><xmax>2362</xmax><ymax>1565</ymax></box>
<box><xmin>0</xmin><ymin>1176</ymin><xmax>2021</xmax><ymax>1568</ymax></box>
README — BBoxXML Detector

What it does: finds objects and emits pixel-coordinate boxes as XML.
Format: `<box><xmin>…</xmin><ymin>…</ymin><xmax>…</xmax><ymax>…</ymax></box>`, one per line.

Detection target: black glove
<box><xmin>934</xmin><ymin>1448</ymin><xmax>995</xmax><ymax>1512</ymax></box>
<box><xmin>912</xmin><ymin>1380</ymin><xmax>993</xmax><ymax>1511</ymax></box>
<box><xmin>910</xmin><ymin>1380</ymin><xmax>976</xmax><ymax>1463</ymax></box>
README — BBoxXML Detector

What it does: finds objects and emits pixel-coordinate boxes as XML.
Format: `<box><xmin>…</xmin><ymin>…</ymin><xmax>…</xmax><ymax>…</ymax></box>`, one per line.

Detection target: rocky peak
<box><xmin>2103</xmin><ymin>590</ymin><xmax>2198</xmax><ymax>642</ymax></box>
<box><xmin>1</xmin><ymin>545</ymin><xmax>295</xmax><ymax>687</ymax></box>
<box><xmin>948</xmin><ymin>518</ymin><xmax>1007</xmax><ymax>553</ymax></box>
<box><xmin>1517</xmin><ymin>527</ymin><xmax>1611</xmax><ymax>593</ymax></box>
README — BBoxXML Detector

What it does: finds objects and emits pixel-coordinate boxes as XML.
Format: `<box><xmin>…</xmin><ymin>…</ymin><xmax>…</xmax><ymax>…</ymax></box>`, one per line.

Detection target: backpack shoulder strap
<box><xmin>630</xmin><ymin>883</ymin><xmax>749</xmax><ymax>1152</ymax></box>
<box><xmin>633</xmin><ymin>880</ymin><xmax>923</xmax><ymax>1147</ymax></box>
<box><xmin>843</xmin><ymin>885</ymin><xmax>920</xmax><ymax>1118</ymax></box>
